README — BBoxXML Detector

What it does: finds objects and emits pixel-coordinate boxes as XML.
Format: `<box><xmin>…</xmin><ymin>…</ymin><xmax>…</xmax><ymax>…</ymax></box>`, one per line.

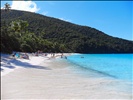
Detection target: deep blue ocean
<box><xmin>67</xmin><ymin>54</ymin><xmax>133</xmax><ymax>82</ymax></box>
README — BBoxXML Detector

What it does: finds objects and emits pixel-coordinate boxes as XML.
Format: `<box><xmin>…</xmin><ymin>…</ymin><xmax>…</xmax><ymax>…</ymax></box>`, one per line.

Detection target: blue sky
<box><xmin>1</xmin><ymin>1</ymin><xmax>133</xmax><ymax>41</ymax></box>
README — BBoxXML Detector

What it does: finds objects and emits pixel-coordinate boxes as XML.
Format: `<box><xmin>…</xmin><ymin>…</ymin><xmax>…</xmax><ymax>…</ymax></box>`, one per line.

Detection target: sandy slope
<box><xmin>1</xmin><ymin>54</ymin><xmax>132</xmax><ymax>100</ymax></box>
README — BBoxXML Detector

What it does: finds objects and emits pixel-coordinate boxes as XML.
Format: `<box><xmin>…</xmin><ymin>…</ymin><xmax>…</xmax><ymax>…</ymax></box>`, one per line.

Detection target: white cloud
<box><xmin>59</xmin><ymin>18</ymin><xmax>71</xmax><ymax>22</ymax></box>
<box><xmin>41</xmin><ymin>11</ymin><xmax>48</xmax><ymax>15</ymax></box>
<box><xmin>11</xmin><ymin>0</ymin><xmax>40</xmax><ymax>12</ymax></box>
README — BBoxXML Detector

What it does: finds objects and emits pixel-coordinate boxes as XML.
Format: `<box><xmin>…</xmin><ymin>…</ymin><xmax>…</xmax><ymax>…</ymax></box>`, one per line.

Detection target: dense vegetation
<box><xmin>1</xmin><ymin>9</ymin><xmax>133</xmax><ymax>53</ymax></box>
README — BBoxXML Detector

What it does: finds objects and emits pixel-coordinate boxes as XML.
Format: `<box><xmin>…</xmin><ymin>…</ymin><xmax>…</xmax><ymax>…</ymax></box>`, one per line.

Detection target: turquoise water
<box><xmin>67</xmin><ymin>54</ymin><xmax>133</xmax><ymax>82</ymax></box>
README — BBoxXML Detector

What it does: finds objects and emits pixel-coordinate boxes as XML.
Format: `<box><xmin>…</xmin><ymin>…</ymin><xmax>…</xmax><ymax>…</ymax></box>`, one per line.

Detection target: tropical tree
<box><xmin>11</xmin><ymin>21</ymin><xmax>21</xmax><ymax>32</ymax></box>
<box><xmin>59</xmin><ymin>44</ymin><xmax>66</xmax><ymax>53</ymax></box>
<box><xmin>19</xmin><ymin>20</ymin><xmax>29</xmax><ymax>33</ymax></box>
<box><xmin>52</xmin><ymin>42</ymin><xmax>60</xmax><ymax>53</ymax></box>
<box><xmin>10</xmin><ymin>20</ymin><xmax>29</xmax><ymax>36</ymax></box>
<box><xmin>4</xmin><ymin>3</ymin><xmax>11</xmax><ymax>12</ymax></box>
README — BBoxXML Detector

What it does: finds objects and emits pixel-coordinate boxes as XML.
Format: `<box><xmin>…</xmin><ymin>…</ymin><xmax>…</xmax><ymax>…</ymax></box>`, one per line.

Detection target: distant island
<box><xmin>1</xmin><ymin>9</ymin><xmax>133</xmax><ymax>54</ymax></box>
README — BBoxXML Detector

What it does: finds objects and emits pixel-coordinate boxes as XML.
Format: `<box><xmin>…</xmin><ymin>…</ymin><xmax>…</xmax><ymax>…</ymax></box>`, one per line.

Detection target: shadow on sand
<box><xmin>1</xmin><ymin>58</ymin><xmax>51</xmax><ymax>71</ymax></box>
<box><xmin>1</xmin><ymin>58</ymin><xmax>16</xmax><ymax>69</ymax></box>
<box><xmin>1</xmin><ymin>68</ymin><xmax>4</xmax><ymax>71</ymax></box>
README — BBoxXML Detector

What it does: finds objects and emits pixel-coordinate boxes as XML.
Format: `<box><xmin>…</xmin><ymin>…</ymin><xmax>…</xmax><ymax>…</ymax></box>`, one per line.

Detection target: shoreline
<box><xmin>1</xmin><ymin>53</ymin><xmax>132</xmax><ymax>99</ymax></box>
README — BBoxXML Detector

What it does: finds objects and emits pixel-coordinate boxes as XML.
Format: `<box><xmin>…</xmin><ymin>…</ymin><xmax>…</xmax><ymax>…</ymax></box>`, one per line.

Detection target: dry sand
<box><xmin>1</xmin><ymin>54</ymin><xmax>132</xmax><ymax>100</ymax></box>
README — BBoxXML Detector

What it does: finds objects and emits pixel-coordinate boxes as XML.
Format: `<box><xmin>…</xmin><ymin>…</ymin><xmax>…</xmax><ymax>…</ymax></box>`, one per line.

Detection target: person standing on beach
<box><xmin>61</xmin><ymin>53</ymin><xmax>63</xmax><ymax>58</ymax></box>
<box><xmin>12</xmin><ymin>52</ymin><xmax>16</xmax><ymax>58</ymax></box>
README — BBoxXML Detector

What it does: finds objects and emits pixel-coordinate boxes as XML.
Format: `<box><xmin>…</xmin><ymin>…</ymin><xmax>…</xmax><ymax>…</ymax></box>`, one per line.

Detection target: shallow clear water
<box><xmin>67</xmin><ymin>54</ymin><xmax>133</xmax><ymax>82</ymax></box>
<box><xmin>55</xmin><ymin>54</ymin><xmax>133</xmax><ymax>95</ymax></box>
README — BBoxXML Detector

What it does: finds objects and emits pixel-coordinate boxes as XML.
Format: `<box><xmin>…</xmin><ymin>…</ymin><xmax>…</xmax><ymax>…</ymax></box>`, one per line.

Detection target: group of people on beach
<box><xmin>32</xmin><ymin>50</ymin><xmax>67</xmax><ymax>59</ymax></box>
<box><xmin>12</xmin><ymin>52</ymin><xmax>29</xmax><ymax>59</ymax></box>
<box><xmin>11</xmin><ymin>51</ymin><xmax>67</xmax><ymax>60</ymax></box>
<box><xmin>33</xmin><ymin>50</ymin><xmax>43</xmax><ymax>56</ymax></box>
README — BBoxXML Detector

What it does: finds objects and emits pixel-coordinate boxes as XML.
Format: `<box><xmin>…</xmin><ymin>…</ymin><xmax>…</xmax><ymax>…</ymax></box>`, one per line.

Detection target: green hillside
<box><xmin>1</xmin><ymin>9</ymin><xmax>133</xmax><ymax>53</ymax></box>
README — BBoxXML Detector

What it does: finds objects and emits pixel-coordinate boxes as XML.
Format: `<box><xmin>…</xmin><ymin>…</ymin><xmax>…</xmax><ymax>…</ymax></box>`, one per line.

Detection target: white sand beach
<box><xmin>1</xmin><ymin>53</ymin><xmax>132</xmax><ymax>100</ymax></box>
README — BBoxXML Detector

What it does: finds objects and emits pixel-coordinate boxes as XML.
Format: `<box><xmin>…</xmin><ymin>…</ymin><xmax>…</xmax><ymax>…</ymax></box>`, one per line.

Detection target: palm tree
<box><xmin>19</xmin><ymin>20</ymin><xmax>29</xmax><ymax>33</ymax></box>
<box><xmin>11</xmin><ymin>20</ymin><xmax>29</xmax><ymax>33</ymax></box>
<box><xmin>11</xmin><ymin>21</ymin><xmax>21</xmax><ymax>32</ymax></box>
<box><xmin>4</xmin><ymin>3</ymin><xmax>11</xmax><ymax>12</ymax></box>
